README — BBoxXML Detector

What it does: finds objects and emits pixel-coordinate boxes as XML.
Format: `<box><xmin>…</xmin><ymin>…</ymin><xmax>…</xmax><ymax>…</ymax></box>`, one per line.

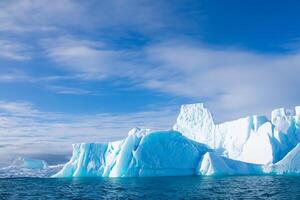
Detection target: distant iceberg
<box><xmin>0</xmin><ymin>157</ymin><xmax>63</xmax><ymax>178</ymax></box>
<box><xmin>53</xmin><ymin>103</ymin><xmax>300</xmax><ymax>178</ymax></box>
<box><xmin>11</xmin><ymin>157</ymin><xmax>48</xmax><ymax>170</ymax></box>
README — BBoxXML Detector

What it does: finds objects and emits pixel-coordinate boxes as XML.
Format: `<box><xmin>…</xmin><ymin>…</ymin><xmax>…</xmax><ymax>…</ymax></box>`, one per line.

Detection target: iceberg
<box><xmin>3</xmin><ymin>103</ymin><xmax>299</xmax><ymax>178</ymax></box>
<box><xmin>53</xmin><ymin>129</ymin><xmax>210</xmax><ymax>177</ymax></box>
<box><xmin>10</xmin><ymin>157</ymin><xmax>48</xmax><ymax>170</ymax></box>
<box><xmin>53</xmin><ymin>103</ymin><xmax>300</xmax><ymax>178</ymax></box>
<box><xmin>0</xmin><ymin>157</ymin><xmax>63</xmax><ymax>178</ymax></box>
<box><xmin>174</xmin><ymin>104</ymin><xmax>300</xmax><ymax>165</ymax></box>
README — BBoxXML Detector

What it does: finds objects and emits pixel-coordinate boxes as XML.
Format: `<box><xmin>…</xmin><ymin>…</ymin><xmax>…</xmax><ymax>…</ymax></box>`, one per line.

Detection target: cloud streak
<box><xmin>45</xmin><ymin>85</ymin><xmax>93</xmax><ymax>95</ymax></box>
<box><xmin>0</xmin><ymin>0</ymin><xmax>179</xmax><ymax>34</ymax></box>
<box><xmin>0</xmin><ymin>0</ymin><xmax>84</xmax><ymax>32</ymax></box>
<box><xmin>0</xmin><ymin>40</ymin><xmax>30</xmax><ymax>60</ymax></box>
<box><xmin>0</xmin><ymin>101</ymin><xmax>177</xmax><ymax>166</ymax></box>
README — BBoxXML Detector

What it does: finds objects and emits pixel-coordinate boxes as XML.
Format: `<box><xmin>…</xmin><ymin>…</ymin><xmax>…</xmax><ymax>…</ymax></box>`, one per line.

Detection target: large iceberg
<box><xmin>52</xmin><ymin>103</ymin><xmax>300</xmax><ymax>178</ymax></box>
<box><xmin>3</xmin><ymin>103</ymin><xmax>299</xmax><ymax>178</ymax></box>
<box><xmin>54</xmin><ymin>130</ymin><xmax>210</xmax><ymax>177</ymax></box>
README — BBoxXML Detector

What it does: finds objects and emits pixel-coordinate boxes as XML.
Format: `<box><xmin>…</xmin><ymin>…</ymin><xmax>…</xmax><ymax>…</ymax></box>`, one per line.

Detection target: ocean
<box><xmin>0</xmin><ymin>176</ymin><xmax>299</xmax><ymax>199</ymax></box>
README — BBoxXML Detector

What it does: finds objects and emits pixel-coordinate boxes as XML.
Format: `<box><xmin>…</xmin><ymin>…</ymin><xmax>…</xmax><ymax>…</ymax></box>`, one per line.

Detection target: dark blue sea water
<box><xmin>0</xmin><ymin>176</ymin><xmax>300</xmax><ymax>199</ymax></box>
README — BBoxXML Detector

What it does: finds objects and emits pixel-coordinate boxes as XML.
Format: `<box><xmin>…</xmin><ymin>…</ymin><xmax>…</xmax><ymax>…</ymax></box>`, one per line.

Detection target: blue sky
<box><xmin>0</xmin><ymin>0</ymin><xmax>300</xmax><ymax>165</ymax></box>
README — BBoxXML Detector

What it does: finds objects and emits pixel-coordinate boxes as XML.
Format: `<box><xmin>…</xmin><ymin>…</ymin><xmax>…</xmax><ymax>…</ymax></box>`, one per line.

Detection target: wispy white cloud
<box><xmin>43</xmin><ymin>36</ymin><xmax>150</xmax><ymax>83</ymax></box>
<box><xmin>0</xmin><ymin>101</ymin><xmax>37</xmax><ymax>115</ymax></box>
<box><xmin>0</xmin><ymin>0</ymin><xmax>84</xmax><ymax>32</ymax></box>
<box><xmin>141</xmin><ymin>41</ymin><xmax>300</xmax><ymax>120</ymax></box>
<box><xmin>43</xmin><ymin>37</ymin><xmax>119</xmax><ymax>79</ymax></box>
<box><xmin>0</xmin><ymin>40</ymin><xmax>31</xmax><ymax>60</ymax></box>
<box><xmin>0</xmin><ymin>72</ymin><xmax>29</xmax><ymax>82</ymax></box>
<box><xmin>0</xmin><ymin>0</ymin><xmax>175</xmax><ymax>34</ymax></box>
<box><xmin>46</xmin><ymin>85</ymin><xmax>92</xmax><ymax>95</ymax></box>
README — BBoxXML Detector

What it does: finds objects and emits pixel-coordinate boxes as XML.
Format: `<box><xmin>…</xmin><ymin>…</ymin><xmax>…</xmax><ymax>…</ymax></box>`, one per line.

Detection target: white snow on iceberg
<box><xmin>264</xmin><ymin>143</ymin><xmax>300</xmax><ymax>175</ymax></box>
<box><xmin>198</xmin><ymin>152</ymin><xmax>262</xmax><ymax>176</ymax></box>
<box><xmin>174</xmin><ymin>103</ymin><xmax>300</xmax><ymax>165</ymax></box>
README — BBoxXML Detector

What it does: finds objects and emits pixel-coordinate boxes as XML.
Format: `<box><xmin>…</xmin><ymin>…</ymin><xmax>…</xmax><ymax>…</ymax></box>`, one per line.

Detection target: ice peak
<box><xmin>173</xmin><ymin>103</ymin><xmax>215</xmax><ymax>142</ymax></box>
<box><xmin>296</xmin><ymin>106</ymin><xmax>300</xmax><ymax>116</ymax></box>
<box><xmin>175</xmin><ymin>103</ymin><xmax>214</xmax><ymax>127</ymax></box>
<box><xmin>178</xmin><ymin>103</ymin><xmax>211</xmax><ymax>119</ymax></box>
<box><xmin>271</xmin><ymin>107</ymin><xmax>295</xmax><ymax>123</ymax></box>
<box><xmin>271</xmin><ymin>107</ymin><xmax>287</xmax><ymax>119</ymax></box>
<box><xmin>127</xmin><ymin>127</ymin><xmax>151</xmax><ymax>137</ymax></box>
<box><xmin>181</xmin><ymin>103</ymin><xmax>204</xmax><ymax>110</ymax></box>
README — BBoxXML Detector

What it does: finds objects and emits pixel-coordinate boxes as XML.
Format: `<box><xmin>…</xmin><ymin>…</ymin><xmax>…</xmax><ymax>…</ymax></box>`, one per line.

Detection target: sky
<box><xmin>0</xmin><ymin>0</ymin><xmax>300</xmax><ymax>166</ymax></box>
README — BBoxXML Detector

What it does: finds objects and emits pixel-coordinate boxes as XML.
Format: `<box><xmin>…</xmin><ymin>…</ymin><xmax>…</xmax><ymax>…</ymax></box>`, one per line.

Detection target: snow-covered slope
<box><xmin>0</xmin><ymin>157</ymin><xmax>63</xmax><ymax>178</ymax></box>
<box><xmin>174</xmin><ymin>103</ymin><xmax>300</xmax><ymax>165</ymax></box>
<box><xmin>53</xmin><ymin>129</ymin><xmax>210</xmax><ymax>177</ymax></box>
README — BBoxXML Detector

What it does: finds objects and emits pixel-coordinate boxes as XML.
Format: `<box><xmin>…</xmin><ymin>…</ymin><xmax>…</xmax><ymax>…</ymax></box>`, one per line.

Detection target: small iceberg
<box><xmin>0</xmin><ymin>157</ymin><xmax>63</xmax><ymax>178</ymax></box>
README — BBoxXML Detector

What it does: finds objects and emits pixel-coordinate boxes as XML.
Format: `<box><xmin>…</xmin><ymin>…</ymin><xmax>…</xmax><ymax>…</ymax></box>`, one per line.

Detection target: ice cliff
<box><xmin>174</xmin><ymin>104</ymin><xmax>300</xmax><ymax>165</ymax></box>
<box><xmin>53</xmin><ymin>130</ymin><xmax>210</xmax><ymax>177</ymax></box>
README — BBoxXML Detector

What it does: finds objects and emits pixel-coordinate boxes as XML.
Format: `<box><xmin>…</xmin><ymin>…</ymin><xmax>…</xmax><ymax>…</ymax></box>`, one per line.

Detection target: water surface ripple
<box><xmin>0</xmin><ymin>176</ymin><xmax>299</xmax><ymax>199</ymax></box>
